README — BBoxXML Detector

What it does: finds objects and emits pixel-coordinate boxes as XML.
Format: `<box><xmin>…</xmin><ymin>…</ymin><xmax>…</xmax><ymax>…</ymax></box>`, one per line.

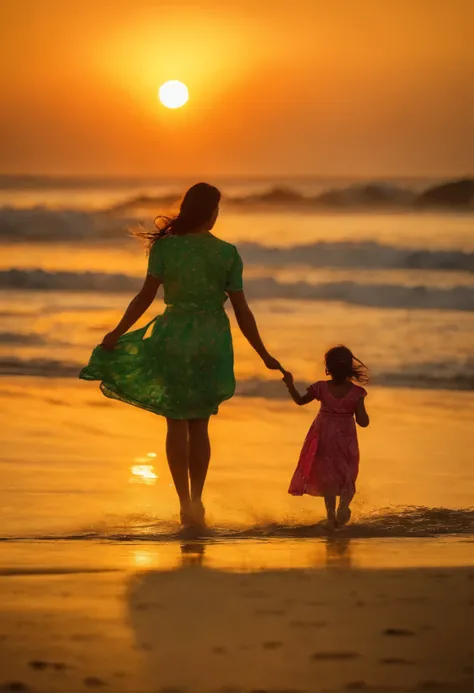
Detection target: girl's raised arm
<box><xmin>282</xmin><ymin>372</ymin><xmax>314</xmax><ymax>406</ymax></box>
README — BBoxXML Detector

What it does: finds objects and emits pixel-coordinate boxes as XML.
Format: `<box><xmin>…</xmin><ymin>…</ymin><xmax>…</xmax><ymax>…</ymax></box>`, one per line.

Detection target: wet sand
<box><xmin>0</xmin><ymin>543</ymin><xmax>472</xmax><ymax>693</ymax></box>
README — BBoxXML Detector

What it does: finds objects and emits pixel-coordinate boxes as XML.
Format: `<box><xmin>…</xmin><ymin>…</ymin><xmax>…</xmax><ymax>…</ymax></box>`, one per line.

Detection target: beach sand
<box><xmin>1</xmin><ymin>379</ymin><xmax>473</xmax><ymax>692</ymax></box>
<box><xmin>0</xmin><ymin>542</ymin><xmax>473</xmax><ymax>693</ymax></box>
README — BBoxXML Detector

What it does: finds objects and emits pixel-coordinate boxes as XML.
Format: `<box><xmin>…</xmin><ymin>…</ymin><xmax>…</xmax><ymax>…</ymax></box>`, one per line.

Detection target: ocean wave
<box><xmin>0</xmin><ymin>357</ymin><xmax>80</xmax><ymax>377</ymax></box>
<box><xmin>0</xmin><ymin>331</ymin><xmax>46</xmax><ymax>345</ymax></box>
<box><xmin>2</xmin><ymin>357</ymin><xmax>473</xmax><ymax>390</ymax></box>
<box><xmin>239</xmin><ymin>242</ymin><xmax>474</xmax><ymax>273</ymax></box>
<box><xmin>1</xmin><ymin>507</ymin><xmax>473</xmax><ymax>540</ymax></box>
<box><xmin>113</xmin><ymin>178</ymin><xmax>474</xmax><ymax>212</ymax></box>
<box><xmin>0</xmin><ymin>205</ymin><xmax>129</xmax><ymax>242</ymax></box>
<box><xmin>1</xmin><ymin>268</ymin><xmax>473</xmax><ymax>310</ymax></box>
<box><xmin>0</xmin><ymin>208</ymin><xmax>472</xmax><ymax>276</ymax></box>
<box><xmin>0</xmin><ymin>268</ymin><xmax>140</xmax><ymax>292</ymax></box>
<box><xmin>0</xmin><ymin>181</ymin><xmax>473</xmax><ymax>246</ymax></box>
<box><xmin>244</xmin><ymin>277</ymin><xmax>474</xmax><ymax>310</ymax></box>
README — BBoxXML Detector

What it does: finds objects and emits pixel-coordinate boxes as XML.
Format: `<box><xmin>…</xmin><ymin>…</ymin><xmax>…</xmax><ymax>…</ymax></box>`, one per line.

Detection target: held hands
<box><xmin>282</xmin><ymin>370</ymin><xmax>294</xmax><ymax>386</ymax></box>
<box><xmin>100</xmin><ymin>330</ymin><xmax>120</xmax><ymax>351</ymax></box>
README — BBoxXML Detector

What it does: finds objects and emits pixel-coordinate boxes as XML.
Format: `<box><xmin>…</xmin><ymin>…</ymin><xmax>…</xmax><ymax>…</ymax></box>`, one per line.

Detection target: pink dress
<box><xmin>288</xmin><ymin>381</ymin><xmax>367</xmax><ymax>498</ymax></box>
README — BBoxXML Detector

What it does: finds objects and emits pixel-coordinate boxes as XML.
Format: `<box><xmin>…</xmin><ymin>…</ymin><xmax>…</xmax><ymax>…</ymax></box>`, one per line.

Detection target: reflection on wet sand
<box><xmin>324</xmin><ymin>537</ymin><xmax>352</xmax><ymax>567</ymax></box>
<box><xmin>180</xmin><ymin>542</ymin><xmax>206</xmax><ymax>567</ymax></box>
<box><xmin>177</xmin><ymin>537</ymin><xmax>353</xmax><ymax>570</ymax></box>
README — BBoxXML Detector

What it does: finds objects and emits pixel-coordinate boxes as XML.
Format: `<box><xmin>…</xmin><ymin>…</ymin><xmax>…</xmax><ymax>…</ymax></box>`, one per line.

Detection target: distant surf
<box><xmin>2</xmin><ymin>268</ymin><xmax>473</xmax><ymax>311</ymax></box>
<box><xmin>0</xmin><ymin>179</ymin><xmax>473</xmax><ymax>245</ymax></box>
<box><xmin>112</xmin><ymin>178</ymin><xmax>474</xmax><ymax>213</ymax></box>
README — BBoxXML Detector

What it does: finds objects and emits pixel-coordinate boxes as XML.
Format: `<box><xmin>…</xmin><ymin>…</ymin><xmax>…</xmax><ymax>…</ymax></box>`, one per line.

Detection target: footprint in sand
<box><xmin>1</xmin><ymin>684</ymin><xmax>31</xmax><ymax>693</ymax></box>
<box><xmin>134</xmin><ymin>601</ymin><xmax>163</xmax><ymax>611</ymax></box>
<box><xmin>345</xmin><ymin>683</ymin><xmax>368</xmax><ymax>691</ymax></box>
<box><xmin>290</xmin><ymin>620</ymin><xmax>327</xmax><ymax>629</ymax></box>
<box><xmin>262</xmin><ymin>641</ymin><xmax>283</xmax><ymax>649</ymax></box>
<box><xmin>312</xmin><ymin>651</ymin><xmax>360</xmax><ymax>661</ymax></box>
<box><xmin>84</xmin><ymin>677</ymin><xmax>106</xmax><ymax>688</ymax></box>
<box><xmin>382</xmin><ymin>627</ymin><xmax>415</xmax><ymax>636</ymax></box>
<box><xmin>29</xmin><ymin>660</ymin><xmax>48</xmax><ymax>670</ymax></box>
<box><xmin>52</xmin><ymin>662</ymin><xmax>70</xmax><ymax>671</ymax></box>
<box><xmin>29</xmin><ymin>660</ymin><xmax>71</xmax><ymax>672</ymax></box>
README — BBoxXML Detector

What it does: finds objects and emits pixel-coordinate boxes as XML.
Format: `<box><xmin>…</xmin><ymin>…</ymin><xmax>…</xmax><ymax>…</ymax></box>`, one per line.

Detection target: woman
<box><xmin>80</xmin><ymin>183</ymin><xmax>281</xmax><ymax>527</ymax></box>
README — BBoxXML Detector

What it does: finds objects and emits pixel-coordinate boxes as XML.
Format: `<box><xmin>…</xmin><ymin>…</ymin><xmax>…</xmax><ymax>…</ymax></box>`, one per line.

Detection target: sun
<box><xmin>158</xmin><ymin>80</ymin><xmax>189</xmax><ymax>109</ymax></box>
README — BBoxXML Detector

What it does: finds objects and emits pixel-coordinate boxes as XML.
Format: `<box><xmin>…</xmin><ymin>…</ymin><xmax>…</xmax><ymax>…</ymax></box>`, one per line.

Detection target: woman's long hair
<box><xmin>133</xmin><ymin>183</ymin><xmax>221</xmax><ymax>248</ymax></box>
<box><xmin>325</xmin><ymin>345</ymin><xmax>369</xmax><ymax>384</ymax></box>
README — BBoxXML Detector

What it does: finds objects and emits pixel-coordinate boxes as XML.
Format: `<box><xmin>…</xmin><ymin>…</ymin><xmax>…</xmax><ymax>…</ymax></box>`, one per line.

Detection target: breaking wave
<box><xmin>111</xmin><ymin>178</ymin><xmax>474</xmax><ymax>212</ymax></box>
<box><xmin>0</xmin><ymin>181</ymin><xmax>473</xmax><ymax>245</ymax></box>
<box><xmin>0</xmin><ymin>208</ymin><xmax>472</xmax><ymax>275</ymax></box>
<box><xmin>239</xmin><ymin>242</ymin><xmax>474</xmax><ymax>273</ymax></box>
<box><xmin>1</xmin><ymin>268</ymin><xmax>473</xmax><ymax>311</ymax></box>
<box><xmin>0</xmin><ymin>206</ymin><xmax>130</xmax><ymax>242</ymax></box>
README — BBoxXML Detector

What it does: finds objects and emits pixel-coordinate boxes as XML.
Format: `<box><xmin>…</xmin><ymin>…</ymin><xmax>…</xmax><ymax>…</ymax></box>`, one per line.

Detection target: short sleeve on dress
<box><xmin>308</xmin><ymin>382</ymin><xmax>322</xmax><ymax>401</ymax></box>
<box><xmin>355</xmin><ymin>385</ymin><xmax>367</xmax><ymax>398</ymax></box>
<box><xmin>225</xmin><ymin>247</ymin><xmax>244</xmax><ymax>292</ymax></box>
<box><xmin>147</xmin><ymin>240</ymin><xmax>164</xmax><ymax>279</ymax></box>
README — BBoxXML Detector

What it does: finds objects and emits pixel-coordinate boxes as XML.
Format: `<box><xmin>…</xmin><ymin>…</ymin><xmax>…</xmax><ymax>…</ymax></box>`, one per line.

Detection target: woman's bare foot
<box><xmin>179</xmin><ymin>499</ymin><xmax>195</xmax><ymax>528</ymax></box>
<box><xmin>180</xmin><ymin>499</ymin><xmax>206</xmax><ymax>530</ymax></box>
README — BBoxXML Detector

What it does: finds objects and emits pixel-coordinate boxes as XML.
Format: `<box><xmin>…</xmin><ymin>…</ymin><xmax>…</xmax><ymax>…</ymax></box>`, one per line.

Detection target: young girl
<box><xmin>283</xmin><ymin>346</ymin><xmax>369</xmax><ymax>528</ymax></box>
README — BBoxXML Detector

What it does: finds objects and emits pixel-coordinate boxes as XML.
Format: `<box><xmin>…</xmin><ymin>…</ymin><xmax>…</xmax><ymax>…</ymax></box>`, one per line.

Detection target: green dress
<box><xmin>79</xmin><ymin>234</ymin><xmax>244</xmax><ymax>419</ymax></box>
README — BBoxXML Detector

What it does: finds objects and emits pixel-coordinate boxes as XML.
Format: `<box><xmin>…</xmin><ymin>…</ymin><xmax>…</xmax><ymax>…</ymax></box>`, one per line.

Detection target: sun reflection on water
<box><xmin>132</xmin><ymin>549</ymin><xmax>157</xmax><ymax>568</ymax></box>
<box><xmin>130</xmin><ymin>452</ymin><xmax>158</xmax><ymax>485</ymax></box>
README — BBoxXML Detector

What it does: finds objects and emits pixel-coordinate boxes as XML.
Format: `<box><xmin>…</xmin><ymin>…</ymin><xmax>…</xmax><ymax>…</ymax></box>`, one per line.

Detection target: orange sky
<box><xmin>1</xmin><ymin>0</ymin><xmax>473</xmax><ymax>177</ymax></box>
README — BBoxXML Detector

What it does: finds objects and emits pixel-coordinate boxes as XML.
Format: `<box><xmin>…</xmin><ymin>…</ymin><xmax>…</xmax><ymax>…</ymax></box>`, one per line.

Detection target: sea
<box><xmin>1</xmin><ymin>175</ymin><xmax>473</xmax><ymax>569</ymax></box>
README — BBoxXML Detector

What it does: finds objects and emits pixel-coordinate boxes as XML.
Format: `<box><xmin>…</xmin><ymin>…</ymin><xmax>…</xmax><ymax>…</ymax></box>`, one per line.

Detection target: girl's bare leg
<box><xmin>337</xmin><ymin>491</ymin><xmax>354</xmax><ymax>526</ymax></box>
<box><xmin>188</xmin><ymin>418</ymin><xmax>211</xmax><ymax>522</ymax></box>
<box><xmin>165</xmin><ymin>418</ymin><xmax>191</xmax><ymax>516</ymax></box>
<box><xmin>324</xmin><ymin>494</ymin><xmax>337</xmax><ymax>526</ymax></box>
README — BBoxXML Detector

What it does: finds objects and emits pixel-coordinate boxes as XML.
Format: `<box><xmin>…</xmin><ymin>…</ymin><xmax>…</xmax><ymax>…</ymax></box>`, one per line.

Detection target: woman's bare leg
<box><xmin>165</xmin><ymin>418</ymin><xmax>191</xmax><ymax>512</ymax></box>
<box><xmin>188</xmin><ymin>417</ymin><xmax>211</xmax><ymax>502</ymax></box>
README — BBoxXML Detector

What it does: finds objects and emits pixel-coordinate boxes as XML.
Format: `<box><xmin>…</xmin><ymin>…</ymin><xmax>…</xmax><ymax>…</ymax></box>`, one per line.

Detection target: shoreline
<box><xmin>1</xmin><ymin>536</ymin><xmax>473</xmax><ymax>574</ymax></box>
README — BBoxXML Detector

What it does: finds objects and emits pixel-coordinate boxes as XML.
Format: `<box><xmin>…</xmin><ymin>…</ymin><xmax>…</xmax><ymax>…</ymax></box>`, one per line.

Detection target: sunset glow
<box><xmin>1</xmin><ymin>1</ymin><xmax>473</xmax><ymax>176</ymax></box>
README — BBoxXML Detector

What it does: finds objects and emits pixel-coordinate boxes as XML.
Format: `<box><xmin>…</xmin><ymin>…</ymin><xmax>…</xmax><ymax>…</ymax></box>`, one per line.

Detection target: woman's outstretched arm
<box><xmin>228</xmin><ymin>290</ymin><xmax>282</xmax><ymax>370</ymax></box>
<box><xmin>101</xmin><ymin>274</ymin><xmax>161</xmax><ymax>350</ymax></box>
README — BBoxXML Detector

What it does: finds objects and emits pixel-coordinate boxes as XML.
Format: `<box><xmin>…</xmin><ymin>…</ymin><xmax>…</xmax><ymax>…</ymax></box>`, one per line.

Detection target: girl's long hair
<box><xmin>325</xmin><ymin>346</ymin><xmax>369</xmax><ymax>384</ymax></box>
<box><xmin>133</xmin><ymin>182</ymin><xmax>221</xmax><ymax>248</ymax></box>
